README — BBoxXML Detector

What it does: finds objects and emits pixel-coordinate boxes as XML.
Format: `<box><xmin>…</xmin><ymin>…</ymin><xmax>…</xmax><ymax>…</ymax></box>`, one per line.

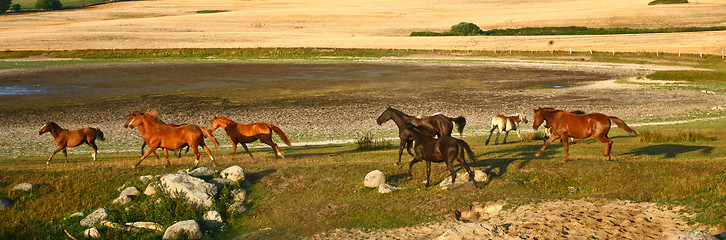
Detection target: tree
<box><xmin>0</xmin><ymin>0</ymin><xmax>12</xmax><ymax>14</ymax></box>
<box><xmin>449</xmin><ymin>22</ymin><xmax>483</xmax><ymax>36</ymax></box>
<box><xmin>11</xmin><ymin>3</ymin><xmax>20</xmax><ymax>12</ymax></box>
<box><xmin>35</xmin><ymin>0</ymin><xmax>61</xmax><ymax>10</ymax></box>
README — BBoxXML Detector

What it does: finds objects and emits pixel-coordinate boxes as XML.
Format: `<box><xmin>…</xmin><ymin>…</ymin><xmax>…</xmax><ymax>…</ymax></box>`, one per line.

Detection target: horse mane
<box><xmin>387</xmin><ymin>107</ymin><xmax>411</xmax><ymax>117</ymax></box>
<box><xmin>48</xmin><ymin>121</ymin><xmax>62</xmax><ymax>129</ymax></box>
<box><xmin>140</xmin><ymin>111</ymin><xmax>166</xmax><ymax>124</ymax></box>
<box><xmin>214</xmin><ymin>116</ymin><xmax>236</xmax><ymax>125</ymax></box>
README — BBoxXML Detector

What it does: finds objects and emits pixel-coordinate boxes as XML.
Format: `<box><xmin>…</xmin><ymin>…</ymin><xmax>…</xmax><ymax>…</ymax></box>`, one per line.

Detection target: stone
<box><xmin>162</xmin><ymin>220</ymin><xmax>203</xmax><ymax>240</ymax></box>
<box><xmin>668</xmin><ymin>230</ymin><xmax>718</xmax><ymax>240</ymax></box>
<box><xmin>457</xmin><ymin>201</ymin><xmax>506</xmax><ymax>222</ymax></box>
<box><xmin>160</xmin><ymin>174</ymin><xmax>218</xmax><ymax>207</ymax></box>
<box><xmin>208</xmin><ymin>178</ymin><xmax>236</xmax><ymax>190</ymax></box>
<box><xmin>0</xmin><ymin>198</ymin><xmax>12</xmax><ymax>210</ymax></box>
<box><xmin>221</xmin><ymin>166</ymin><xmax>245</xmax><ymax>182</ymax></box>
<box><xmin>228</xmin><ymin>202</ymin><xmax>249</xmax><ymax>216</ymax></box>
<box><xmin>139</xmin><ymin>175</ymin><xmax>154</xmax><ymax>182</ymax></box>
<box><xmin>203</xmin><ymin>211</ymin><xmax>224</xmax><ymax>228</ymax></box>
<box><xmin>12</xmin><ymin>183</ymin><xmax>39</xmax><ymax>192</ymax></box>
<box><xmin>436</xmin><ymin>222</ymin><xmax>507</xmax><ymax>240</ymax></box>
<box><xmin>144</xmin><ymin>182</ymin><xmax>160</xmax><ymax>196</ymax></box>
<box><xmin>378</xmin><ymin>183</ymin><xmax>403</xmax><ymax>194</ymax></box>
<box><xmin>231</xmin><ymin>189</ymin><xmax>248</xmax><ymax>202</ymax></box>
<box><xmin>80</xmin><ymin>208</ymin><xmax>109</xmax><ymax>227</ymax></box>
<box><xmin>100</xmin><ymin>220</ymin><xmax>128</xmax><ymax>231</ymax></box>
<box><xmin>188</xmin><ymin>166</ymin><xmax>217</xmax><ymax>178</ymax></box>
<box><xmin>84</xmin><ymin>227</ymin><xmax>101</xmax><ymax>238</ymax></box>
<box><xmin>364</xmin><ymin>170</ymin><xmax>386</xmax><ymax>187</ymax></box>
<box><xmin>113</xmin><ymin>195</ymin><xmax>132</xmax><ymax>205</ymax></box>
<box><xmin>69</xmin><ymin>212</ymin><xmax>84</xmax><ymax>218</ymax></box>
<box><xmin>125</xmin><ymin>222</ymin><xmax>165</xmax><ymax>232</ymax></box>
<box><xmin>120</xmin><ymin>186</ymin><xmax>141</xmax><ymax>197</ymax></box>
<box><xmin>439</xmin><ymin>170</ymin><xmax>487</xmax><ymax>188</ymax></box>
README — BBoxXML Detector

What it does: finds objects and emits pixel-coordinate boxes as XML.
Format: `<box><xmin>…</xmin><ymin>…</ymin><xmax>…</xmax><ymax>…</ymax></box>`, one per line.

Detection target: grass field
<box><xmin>12</xmin><ymin>0</ymin><xmax>111</xmax><ymax>9</ymax></box>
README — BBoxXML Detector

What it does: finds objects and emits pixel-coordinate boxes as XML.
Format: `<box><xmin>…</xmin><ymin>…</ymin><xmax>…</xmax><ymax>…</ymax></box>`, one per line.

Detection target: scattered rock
<box><xmin>228</xmin><ymin>202</ymin><xmax>249</xmax><ymax>216</ymax></box>
<box><xmin>144</xmin><ymin>182</ymin><xmax>160</xmax><ymax>196</ymax></box>
<box><xmin>69</xmin><ymin>212</ymin><xmax>84</xmax><ymax>218</ymax></box>
<box><xmin>125</xmin><ymin>222</ymin><xmax>165</xmax><ymax>232</ymax></box>
<box><xmin>12</xmin><ymin>183</ymin><xmax>39</xmax><ymax>192</ymax></box>
<box><xmin>668</xmin><ymin>230</ymin><xmax>718</xmax><ymax>240</ymax></box>
<box><xmin>457</xmin><ymin>201</ymin><xmax>506</xmax><ymax>222</ymax></box>
<box><xmin>208</xmin><ymin>178</ymin><xmax>236</xmax><ymax>190</ymax></box>
<box><xmin>139</xmin><ymin>175</ymin><xmax>154</xmax><ymax>183</ymax></box>
<box><xmin>120</xmin><ymin>186</ymin><xmax>141</xmax><ymax>197</ymax></box>
<box><xmin>162</xmin><ymin>220</ymin><xmax>203</xmax><ymax>240</ymax></box>
<box><xmin>160</xmin><ymin>174</ymin><xmax>219</xmax><ymax>207</ymax></box>
<box><xmin>188</xmin><ymin>167</ymin><xmax>217</xmax><ymax>178</ymax></box>
<box><xmin>113</xmin><ymin>195</ymin><xmax>132</xmax><ymax>205</ymax></box>
<box><xmin>231</xmin><ymin>189</ymin><xmax>248</xmax><ymax>202</ymax></box>
<box><xmin>84</xmin><ymin>227</ymin><xmax>101</xmax><ymax>238</ymax></box>
<box><xmin>439</xmin><ymin>170</ymin><xmax>487</xmax><ymax>188</ymax></box>
<box><xmin>100</xmin><ymin>220</ymin><xmax>129</xmax><ymax>231</ymax></box>
<box><xmin>436</xmin><ymin>222</ymin><xmax>508</xmax><ymax>240</ymax></box>
<box><xmin>364</xmin><ymin>170</ymin><xmax>386</xmax><ymax>187</ymax></box>
<box><xmin>80</xmin><ymin>208</ymin><xmax>109</xmax><ymax>227</ymax></box>
<box><xmin>203</xmin><ymin>211</ymin><xmax>224</xmax><ymax>228</ymax></box>
<box><xmin>0</xmin><ymin>198</ymin><xmax>12</xmax><ymax>210</ymax></box>
<box><xmin>378</xmin><ymin>183</ymin><xmax>403</xmax><ymax>194</ymax></box>
<box><xmin>221</xmin><ymin>166</ymin><xmax>245</xmax><ymax>182</ymax></box>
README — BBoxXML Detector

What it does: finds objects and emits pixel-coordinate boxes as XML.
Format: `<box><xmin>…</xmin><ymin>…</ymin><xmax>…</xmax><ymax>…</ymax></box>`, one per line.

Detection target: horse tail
<box><xmin>268</xmin><ymin>124</ymin><xmax>292</xmax><ymax>146</ymax></box>
<box><xmin>456</xmin><ymin>139</ymin><xmax>478</xmax><ymax>163</ymax></box>
<box><xmin>199</xmin><ymin>127</ymin><xmax>219</xmax><ymax>151</ymax></box>
<box><xmin>95</xmin><ymin>128</ymin><xmax>105</xmax><ymax>141</ymax></box>
<box><xmin>449</xmin><ymin>116</ymin><xmax>466</xmax><ymax>137</ymax></box>
<box><xmin>609</xmin><ymin>116</ymin><xmax>637</xmax><ymax>134</ymax></box>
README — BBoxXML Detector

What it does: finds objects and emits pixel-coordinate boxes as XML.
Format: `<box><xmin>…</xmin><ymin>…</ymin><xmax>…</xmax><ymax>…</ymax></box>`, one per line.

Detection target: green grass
<box><xmin>11</xmin><ymin>0</ymin><xmax>121</xmax><ymax>10</ymax></box>
<box><xmin>412</xmin><ymin>26</ymin><xmax>726</xmax><ymax>37</ymax></box>
<box><xmin>355</xmin><ymin>132</ymin><xmax>393</xmax><ymax>151</ymax></box>
<box><xmin>647</xmin><ymin>70</ymin><xmax>726</xmax><ymax>85</ymax></box>
<box><xmin>638</xmin><ymin>130</ymin><xmax>712</xmax><ymax>143</ymax></box>
<box><xmin>196</xmin><ymin>10</ymin><xmax>228</xmax><ymax>14</ymax></box>
<box><xmin>648</xmin><ymin>0</ymin><xmax>688</xmax><ymax>5</ymax></box>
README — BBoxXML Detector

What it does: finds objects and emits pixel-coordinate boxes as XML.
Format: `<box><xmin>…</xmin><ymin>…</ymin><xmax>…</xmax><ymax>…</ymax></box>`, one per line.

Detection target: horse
<box><xmin>405</xmin><ymin>123</ymin><xmax>477</xmax><ymax>188</ymax></box>
<box><xmin>544</xmin><ymin>110</ymin><xmax>585</xmax><ymax>144</ymax></box>
<box><xmin>208</xmin><ymin>116</ymin><xmax>291</xmax><ymax>160</ymax></box>
<box><xmin>124</xmin><ymin>111</ymin><xmax>219</xmax><ymax>168</ymax></box>
<box><xmin>485</xmin><ymin>114</ymin><xmax>528</xmax><ymax>145</ymax></box>
<box><xmin>39</xmin><ymin>121</ymin><xmax>105</xmax><ymax>165</ymax></box>
<box><xmin>376</xmin><ymin>107</ymin><xmax>466</xmax><ymax>165</ymax></box>
<box><xmin>138</xmin><ymin>116</ymin><xmax>191</xmax><ymax>158</ymax></box>
<box><xmin>532</xmin><ymin>107</ymin><xmax>637</xmax><ymax>162</ymax></box>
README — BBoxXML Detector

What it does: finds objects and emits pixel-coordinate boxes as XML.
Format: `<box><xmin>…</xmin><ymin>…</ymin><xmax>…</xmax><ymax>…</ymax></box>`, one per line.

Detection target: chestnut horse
<box><xmin>406</xmin><ymin>123</ymin><xmax>477</xmax><ymax>188</ymax></box>
<box><xmin>124</xmin><ymin>112</ymin><xmax>219</xmax><ymax>168</ymax></box>
<box><xmin>485</xmin><ymin>114</ymin><xmax>528</xmax><ymax>145</ymax></box>
<box><xmin>39</xmin><ymin>121</ymin><xmax>105</xmax><ymax>165</ymax></box>
<box><xmin>376</xmin><ymin>107</ymin><xmax>466</xmax><ymax>165</ymax></box>
<box><xmin>208</xmin><ymin>116</ymin><xmax>291</xmax><ymax>160</ymax></box>
<box><xmin>138</xmin><ymin>116</ymin><xmax>190</xmax><ymax>158</ymax></box>
<box><xmin>544</xmin><ymin>110</ymin><xmax>585</xmax><ymax>144</ymax></box>
<box><xmin>532</xmin><ymin>107</ymin><xmax>637</xmax><ymax>162</ymax></box>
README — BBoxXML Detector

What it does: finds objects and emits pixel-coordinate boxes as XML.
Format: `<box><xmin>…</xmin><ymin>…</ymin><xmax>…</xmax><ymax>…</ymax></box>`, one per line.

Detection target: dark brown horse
<box><xmin>532</xmin><ymin>107</ymin><xmax>637</xmax><ymax>162</ymax></box>
<box><xmin>405</xmin><ymin>123</ymin><xmax>477</xmax><ymax>187</ymax></box>
<box><xmin>209</xmin><ymin>116</ymin><xmax>291</xmax><ymax>160</ymax></box>
<box><xmin>124</xmin><ymin>112</ymin><xmax>219</xmax><ymax>168</ymax></box>
<box><xmin>39</xmin><ymin>121</ymin><xmax>105</xmax><ymax>165</ymax></box>
<box><xmin>376</xmin><ymin>107</ymin><xmax>466</xmax><ymax>165</ymax></box>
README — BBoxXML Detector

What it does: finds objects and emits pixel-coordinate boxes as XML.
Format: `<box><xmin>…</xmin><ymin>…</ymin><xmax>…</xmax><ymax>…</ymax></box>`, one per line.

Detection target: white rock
<box><xmin>80</xmin><ymin>208</ymin><xmax>109</xmax><ymax>227</ymax></box>
<box><xmin>144</xmin><ymin>182</ymin><xmax>160</xmax><ymax>196</ymax></box>
<box><xmin>139</xmin><ymin>175</ymin><xmax>154</xmax><ymax>183</ymax></box>
<box><xmin>231</xmin><ymin>189</ymin><xmax>248</xmax><ymax>202</ymax></box>
<box><xmin>229</xmin><ymin>202</ymin><xmax>249</xmax><ymax>216</ymax></box>
<box><xmin>0</xmin><ymin>198</ymin><xmax>12</xmax><ymax>210</ymax></box>
<box><xmin>364</xmin><ymin>170</ymin><xmax>386</xmax><ymax>187</ymax></box>
<box><xmin>378</xmin><ymin>183</ymin><xmax>403</xmax><ymax>194</ymax></box>
<box><xmin>188</xmin><ymin>167</ymin><xmax>217</xmax><ymax>178</ymax></box>
<box><xmin>160</xmin><ymin>174</ymin><xmax>218</xmax><ymax>207</ymax></box>
<box><xmin>162</xmin><ymin>220</ymin><xmax>203</xmax><ymax>240</ymax></box>
<box><xmin>125</xmin><ymin>222</ymin><xmax>165</xmax><ymax>232</ymax></box>
<box><xmin>69</xmin><ymin>212</ymin><xmax>84</xmax><ymax>218</ymax></box>
<box><xmin>203</xmin><ymin>211</ymin><xmax>224</xmax><ymax>228</ymax></box>
<box><xmin>84</xmin><ymin>227</ymin><xmax>101</xmax><ymax>238</ymax></box>
<box><xmin>436</xmin><ymin>222</ymin><xmax>507</xmax><ymax>240</ymax></box>
<box><xmin>439</xmin><ymin>170</ymin><xmax>487</xmax><ymax>188</ymax></box>
<box><xmin>12</xmin><ymin>183</ymin><xmax>39</xmax><ymax>192</ymax></box>
<box><xmin>113</xmin><ymin>195</ymin><xmax>132</xmax><ymax>205</ymax></box>
<box><xmin>120</xmin><ymin>186</ymin><xmax>141</xmax><ymax>197</ymax></box>
<box><xmin>221</xmin><ymin>166</ymin><xmax>245</xmax><ymax>182</ymax></box>
<box><xmin>668</xmin><ymin>230</ymin><xmax>718</xmax><ymax>240</ymax></box>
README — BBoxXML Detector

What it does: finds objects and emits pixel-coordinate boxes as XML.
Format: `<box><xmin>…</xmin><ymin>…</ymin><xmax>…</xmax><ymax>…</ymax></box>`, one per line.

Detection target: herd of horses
<box><xmin>39</xmin><ymin>107</ymin><xmax>636</xmax><ymax>187</ymax></box>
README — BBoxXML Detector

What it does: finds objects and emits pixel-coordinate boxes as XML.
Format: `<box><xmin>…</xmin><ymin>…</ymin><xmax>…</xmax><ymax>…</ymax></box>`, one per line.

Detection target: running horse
<box><xmin>138</xmin><ymin>114</ymin><xmax>190</xmax><ymax>159</ymax></box>
<box><xmin>39</xmin><ymin>121</ymin><xmax>105</xmax><ymax>165</ymax></box>
<box><xmin>532</xmin><ymin>107</ymin><xmax>637</xmax><ymax>162</ymax></box>
<box><xmin>485</xmin><ymin>114</ymin><xmax>528</xmax><ymax>145</ymax></box>
<box><xmin>376</xmin><ymin>107</ymin><xmax>466</xmax><ymax>165</ymax></box>
<box><xmin>208</xmin><ymin>116</ymin><xmax>291</xmax><ymax>160</ymax></box>
<box><xmin>544</xmin><ymin>110</ymin><xmax>585</xmax><ymax>144</ymax></box>
<box><xmin>124</xmin><ymin>111</ymin><xmax>219</xmax><ymax>168</ymax></box>
<box><xmin>405</xmin><ymin>123</ymin><xmax>478</xmax><ymax>188</ymax></box>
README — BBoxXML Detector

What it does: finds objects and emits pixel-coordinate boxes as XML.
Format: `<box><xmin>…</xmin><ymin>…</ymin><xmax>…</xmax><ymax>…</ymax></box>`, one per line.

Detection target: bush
<box><xmin>648</xmin><ymin>0</ymin><xmax>688</xmax><ymax>5</ymax></box>
<box><xmin>449</xmin><ymin>22</ymin><xmax>483</xmax><ymax>36</ymax></box>
<box><xmin>11</xmin><ymin>3</ymin><xmax>19</xmax><ymax>12</ymax></box>
<box><xmin>35</xmin><ymin>0</ymin><xmax>61</xmax><ymax>10</ymax></box>
<box><xmin>0</xmin><ymin>0</ymin><xmax>11</xmax><ymax>13</ymax></box>
<box><xmin>355</xmin><ymin>132</ymin><xmax>391</xmax><ymax>151</ymax></box>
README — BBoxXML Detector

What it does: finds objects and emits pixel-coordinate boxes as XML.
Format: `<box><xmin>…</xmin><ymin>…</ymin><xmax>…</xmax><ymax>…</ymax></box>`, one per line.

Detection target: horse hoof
<box><xmin>534</xmin><ymin>153</ymin><xmax>541</xmax><ymax>157</ymax></box>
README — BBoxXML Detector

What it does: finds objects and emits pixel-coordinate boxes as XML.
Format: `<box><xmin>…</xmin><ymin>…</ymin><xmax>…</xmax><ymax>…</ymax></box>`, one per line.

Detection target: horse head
<box><xmin>124</xmin><ymin>112</ymin><xmax>142</xmax><ymax>128</ymax></box>
<box><xmin>39</xmin><ymin>121</ymin><xmax>52</xmax><ymax>135</ymax></box>
<box><xmin>209</xmin><ymin>116</ymin><xmax>222</xmax><ymax>131</ymax></box>
<box><xmin>519</xmin><ymin>113</ymin><xmax>528</xmax><ymax>124</ymax></box>
<box><xmin>532</xmin><ymin>108</ymin><xmax>546</xmax><ymax>130</ymax></box>
<box><xmin>376</xmin><ymin>107</ymin><xmax>393</xmax><ymax>125</ymax></box>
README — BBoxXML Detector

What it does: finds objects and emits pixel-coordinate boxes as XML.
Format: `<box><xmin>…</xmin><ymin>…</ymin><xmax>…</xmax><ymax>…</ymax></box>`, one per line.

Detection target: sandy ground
<box><xmin>1</xmin><ymin>0</ymin><xmax>726</xmax><ymax>54</ymax></box>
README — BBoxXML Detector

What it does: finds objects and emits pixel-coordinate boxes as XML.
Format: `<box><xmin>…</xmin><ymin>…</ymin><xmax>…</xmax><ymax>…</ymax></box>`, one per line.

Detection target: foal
<box><xmin>485</xmin><ymin>114</ymin><xmax>528</xmax><ymax>145</ymax></box>
<box><xmin>406</xmin><ymin>124</ymin><xmax>477</xmax><ymax>188</ymax></box>
<box><xmin>39</xmin><ymin>121</ymin><xmax>105</xmax><ymax>164</ymax></box>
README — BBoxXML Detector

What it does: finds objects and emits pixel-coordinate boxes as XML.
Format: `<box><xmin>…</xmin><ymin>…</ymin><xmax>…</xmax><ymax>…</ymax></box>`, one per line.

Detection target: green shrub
<box><xmin>449</xmin><ymin>22</ymin><xmax>483</xmax><ymax>36</ymax></box>
<box><xmin>355</xmin><ymin>132</ymin><xmax>391</xmax><ymax>151</ymax></box>
<box><xmin>10</xmin><ymin>3</ymin><xmax>19</xmax><ymax>12</ymax></box>
<box><xmin>0</xmin><ymin>0</ymin><xmax>11</xmax><ymax>13</ymax></box>
<box><xmin>648</xmin><ymin>0</ymin><xmax>688</xmax><ymax>5</ymax></box>
<box><xmin>35</xmin><ymin>0</ymin><xmax>61</xmax><ymax>10</ymax></box>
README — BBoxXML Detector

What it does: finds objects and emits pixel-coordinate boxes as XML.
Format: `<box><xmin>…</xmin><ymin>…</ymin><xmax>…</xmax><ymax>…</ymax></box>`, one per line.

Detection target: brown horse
<box><xmin>532</xmin><ymin>107</ymin><xmax>637</xmax><ymax>162</ymax></box>
<box><xmin>406</xmin><ymin>123</ymin><xmax>477</xmax><ymax>188</ymax></box>
<box><xmin>138</xmin><ymin>116</ymin><xmax>190</xmax><ymax>158</ymax></box>
<box><xmin>485</xmin><ymin>114</ymin><xmax>528</xmax><ymax>145</ymax></box>
<box><xmin>544</xmin><ymin>110</ymin><xmax>585</xmax><ymax>144</ymax></box>
<box><xmin>376</xmin><ymin>107</ymin><xmax>466</xmax><ymax>165</ymax></box>
<box><xmin>208</xmin><ymin>116</ymin><xmax>291</xmax><ymax>160</ymax></box>
<box><xmin>39</xmin><ymin>121</ymin><xmax>105</xmax><ymax>165</ymax></box>
<box><xmin>124</xmin><ymin>112</ymin><xmax>219</xmax><ymax>168</ymax></box>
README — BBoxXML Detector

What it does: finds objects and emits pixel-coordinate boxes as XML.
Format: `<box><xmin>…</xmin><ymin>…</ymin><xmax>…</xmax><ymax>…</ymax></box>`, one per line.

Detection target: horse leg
<box><xmin>190</xmin><ymin>143</ymin><xmax>201</xmax><ymax>168</ymax></box>
<box><xmin>162</xmin><ymin>148</ymin><xmax>171</xmax><ymax>167</ymax></box>
<box><xmin>241</xmin><ymin>143</ymin><xmax>254</xmax><ymax>161</ymax></box>
<box><xmin>63</xmin><ymin>149</ymin><xmax>68</xmax><ymax>163</ymax></box>
<box><xmin>260</xmin><ymin>135</ymin><xmax>284</xmax><ymax>158</ymax></box>
<box><xmin>562</xmin><ymin>134</ymin><xmax>571</xmax><ymax>163</ymax></box>
<box><xmin>446</xmin><ymin>161</ymin><xmax>457</xmax><ymax>188</ymax></box>
<box><xmin>396</xmin><ymin>139</ymin><xmax>406</xmax><ymax>166</ymax></box>
<box><xmin>89</xmin><ymin>141</ymin><xmax>98</xmax><ymax>163</ymax></box>
<box><xmin>517</xmin><ymin>128</ymin><xmax>525</xmax><ymax>141</ymax></box>
<box><xmin>200</xmin><ymin>143</ymin><xmax>217</xmax><ymax>167</ymax></box>
<box><xmin>594</xmin><ymin>135</ymin><xmax>614</xmax><ymax>161</ymax></box>
<box><xmin>457</xmin><ymin>154</ymin><xmax>475</xmax><ymax>184</ymax></box>
<box><xmin>535</xmin><ymin>134</ymin><xmax>561</xmax><ymax>157</ymax></box>
<box><xmin>503</xmin><ymin>131</ymin><xmax>510</xmax><ymax>144</ymax></box>
<box><xmin>405</xmin><ymin>139</ymin><xmax>414</xmax><ymax>156</ymax></box>
<box><xmin>494</xmin><ymin>130</ymin><xmax>501</xmax><ymax>145</ymax></box>
<box><xmin>230</xmin><ymin>142</ymin><xmax>238</xmax><ymax>160</ymax></box>
<box><xmin>407</xmin><ymin>157</ymin><xmax>423</xmax><ymax>177</ymax></box>
<box><xmin>485</xmin><ymin>126</ymin><xmax>496</xmax><ymax>145</ymax></box>
<box><xmin>46</xmin><ymin>146</ymin><xmax>65</xmax><ymax>165</ymax></box>
<box><xmin>425</xmin><ymin>160</ymin><xmax>432</xmax><ymax>187</ymax></box>
<box><xmin>134</xmin><ymin>145</ymin><xmax>159</xmax><ymax>169</ymax></box>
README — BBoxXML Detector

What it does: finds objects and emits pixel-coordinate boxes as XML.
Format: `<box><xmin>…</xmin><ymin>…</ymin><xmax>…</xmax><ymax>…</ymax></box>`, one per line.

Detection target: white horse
<box><xmin>485</xmin><ymin>114</ymin><xmax>528</xmax><ymax>145</ymax></box>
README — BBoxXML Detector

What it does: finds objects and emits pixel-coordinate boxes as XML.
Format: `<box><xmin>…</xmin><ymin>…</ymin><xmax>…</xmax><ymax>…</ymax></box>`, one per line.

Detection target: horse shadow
<box><xmin>623</xmin><ymin>144</ymin><xmax>714</xmax><ymax>159</ymax></box>
<box><xmin>471</xmin><ymin>143</ymin><xmax>563</xmax><ymax>179</ymax></box>
<box><xmin>245</xmin><ymin>168</ymin><xmax>277</xmax><ymax>185</ymax></box>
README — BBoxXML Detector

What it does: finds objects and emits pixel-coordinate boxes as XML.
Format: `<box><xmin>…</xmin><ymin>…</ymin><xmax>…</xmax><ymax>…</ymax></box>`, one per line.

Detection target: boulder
<box><xmin>84</xmin><ymin>227</ymin><xmax>101</xmax><ymax>238</ymax></box>
<box><xmin>80</xmin><ymin>208</ymin><xmax>109</xmax><ymax>227</ymax></box>
<box><xmin>231</xmin><ymin>189</ymin><xmax>248</xmax><ymax>202</ymax></box>
<box><xmin>144</xmin><ymin>182</ymin><xmax>160</xmax><ymax>196</ymax></box>
<box><xmin>162</xmin><ymin>220</ymin><xmax>203</xmax><ymax>240</ymax></box>
<box><xmin>668</xmin><ymin>230</ymin><xmax>718</xmax><ymax>240</ymax></box>
<box><xmin>0</xmin><ymin>198</ymin><xmax>12</xmax><ymax>210</ymax></box>
<box><xmin>364</xmin><ymin>170</ymin><xmax>386</xmax><ymax>187</ymax></box>
<box><xmin>228</xmin><ymin>202</ymin><xmax>249</xmax><ymax>216</ymax></box>
<box><xmin>378</xmin><ymin>183</ymin><xmax>403</xmax><ymax>194</ymax></box>
<box><xmin>160</xmin><ymin>174</ymin><xmax>218</xmax><ymax>207</ymax></box>
<box><xmin>120</xmin><ymin>187</ymin><xmax>141</xmax><ymax>197</ymax></box>
<box><xmin>221</xmin><ymin>166</ymin><xmax>245</xmax><ymax>182</ymax></box>
<box><xmin>13</xmin><ymin>183</ymin><xmax>39</xmax><ymax>192</ymax></box>
<box><xmin>139</xmin><ymin>175</ymin><xmax>154</xmax><ymax>183</ymax></box>
<box><xmin>203</xmin><ymin>211</ymin><xmax>224</xmax><ymax>228</ymax></box>
<box><xmin>113</xmin><ymin>195</ymin><xmax>132</xmax><ymax>205</ymax></box>
<box><xmin>439</xmin><ymin>170</ymin><xmax>487</xmax><ymax>189</ymax></box>
<box><xmin>188</xmin><ymin>167</ymin><xmax>217</xmax><ymax>178</ymax></box>
<box><xmin>125</xmin><ymin>222</ymin><xmax>165</xmax><ymax>232</ymax></box>
<box><xmin>436</xmin><ymin>222</ymin><xmax>508</xmax><ymax>240</ymax></box>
